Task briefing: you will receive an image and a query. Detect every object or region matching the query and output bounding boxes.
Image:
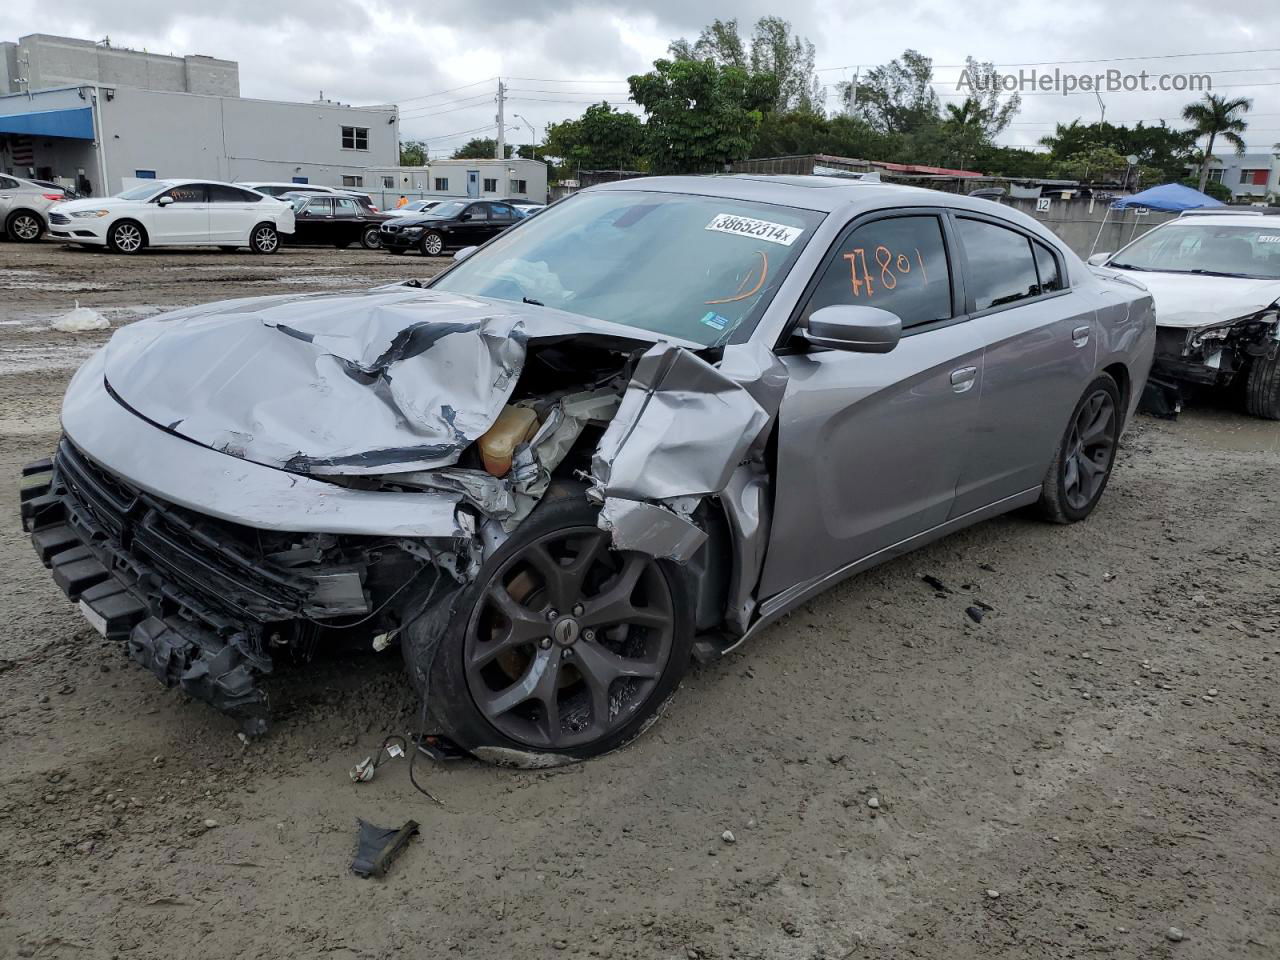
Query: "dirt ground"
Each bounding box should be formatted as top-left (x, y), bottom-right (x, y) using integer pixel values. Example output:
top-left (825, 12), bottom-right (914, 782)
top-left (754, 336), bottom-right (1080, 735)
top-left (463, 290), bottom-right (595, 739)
top-left (1, 240), bottom-right (1278, 960)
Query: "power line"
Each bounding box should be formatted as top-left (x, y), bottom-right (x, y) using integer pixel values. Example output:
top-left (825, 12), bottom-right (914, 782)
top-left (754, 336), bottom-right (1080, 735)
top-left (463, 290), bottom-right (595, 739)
top-left (815, 46), bottom-right (1280, 72)
top-left (395, 77), bottom-right (497, 106)
top-left (398, 95), bottom-right (495, 121)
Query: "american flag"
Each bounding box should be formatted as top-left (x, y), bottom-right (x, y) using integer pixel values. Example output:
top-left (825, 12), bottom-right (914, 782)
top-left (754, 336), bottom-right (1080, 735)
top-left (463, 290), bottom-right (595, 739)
top-left (10, 136), bottom-right (34, 168)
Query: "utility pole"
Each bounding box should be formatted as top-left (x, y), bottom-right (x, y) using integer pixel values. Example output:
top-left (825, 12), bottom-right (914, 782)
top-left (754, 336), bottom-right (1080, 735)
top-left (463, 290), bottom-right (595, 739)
top-left (495, 79), bottom-right (506, 160)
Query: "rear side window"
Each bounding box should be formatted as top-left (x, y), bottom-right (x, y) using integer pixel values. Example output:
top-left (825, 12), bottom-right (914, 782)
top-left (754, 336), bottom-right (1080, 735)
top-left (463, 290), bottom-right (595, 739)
top-left (307, 197), bottom-right (334, 215)
top-left (803, 215), bottom-right (953, 329)
top-left (334, 198), bottom-right (359, 215)
top-left (208, 184), bottom-right (260, 202)
top-left (956, 218), bottom-right (1041, 311)
top-left (1033, 241), bottom-right (1064, 293)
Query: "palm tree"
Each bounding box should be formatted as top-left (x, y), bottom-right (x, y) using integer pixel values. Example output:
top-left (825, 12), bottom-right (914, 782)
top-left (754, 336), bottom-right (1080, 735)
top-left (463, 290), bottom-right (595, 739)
top-left (1182, 93), bottom-right (1251, 193)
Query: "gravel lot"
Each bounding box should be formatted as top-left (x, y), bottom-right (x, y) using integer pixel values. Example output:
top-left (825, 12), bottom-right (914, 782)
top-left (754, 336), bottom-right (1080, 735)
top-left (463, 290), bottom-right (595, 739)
top-left (1, 241), bottom-right (1278, 960)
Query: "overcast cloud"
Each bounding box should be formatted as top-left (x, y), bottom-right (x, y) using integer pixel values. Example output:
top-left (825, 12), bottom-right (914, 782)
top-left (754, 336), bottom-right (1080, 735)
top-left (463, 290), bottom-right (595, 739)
top-left (2, 0), bottom-right (1276, 157)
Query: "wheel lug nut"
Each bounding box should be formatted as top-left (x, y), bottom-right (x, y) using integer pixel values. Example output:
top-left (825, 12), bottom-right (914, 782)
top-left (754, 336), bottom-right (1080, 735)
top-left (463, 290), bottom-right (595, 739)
top-left (545, 609), bottom-right (558, 621)
top-left (572, 604), bottom-right (584, 616)
top-left (582, 630), bottom-right (595, 642)
top-left (539, 637), bottom-right (552, 650)
top-left (562, 648), bottom-right (573, 658)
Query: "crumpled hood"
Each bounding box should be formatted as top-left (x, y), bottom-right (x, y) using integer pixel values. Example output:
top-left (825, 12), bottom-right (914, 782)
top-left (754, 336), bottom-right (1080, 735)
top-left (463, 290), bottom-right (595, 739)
top-left (1116, 270), bottom-right (1280, 329)
top-left (101, 285), bottom-right (656, 475)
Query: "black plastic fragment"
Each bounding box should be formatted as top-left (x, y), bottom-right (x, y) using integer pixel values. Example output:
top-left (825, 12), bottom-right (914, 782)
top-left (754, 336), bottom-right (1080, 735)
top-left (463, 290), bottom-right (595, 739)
top-left (351, 819), bottom-right (419, 878)
top-left (965, 605), bottom-right (986, 624)
top-left (921, 574), bottom-right (950, 594)
top-left (1139, 374), bottom-right (1182, 420)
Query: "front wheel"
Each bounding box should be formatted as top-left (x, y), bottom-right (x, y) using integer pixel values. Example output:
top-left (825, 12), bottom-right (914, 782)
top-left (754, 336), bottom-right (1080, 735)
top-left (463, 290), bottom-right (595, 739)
top-left (360, 226), bottom-right (382, 250)
top-left (249, 223), bottom-right (279, 254)
top-left (107, 220), bottom-right (146, 254)
top-left (1038, 374), bottom-right (1121, 524)
top-left (1244, 354), bottom-right (1280, 419)
top-left (405, 490), bottom-right (694, 764)
top-left (6, 210), bottom-right (43, 242)
top-left (419, 231), bottom-right (444, 256)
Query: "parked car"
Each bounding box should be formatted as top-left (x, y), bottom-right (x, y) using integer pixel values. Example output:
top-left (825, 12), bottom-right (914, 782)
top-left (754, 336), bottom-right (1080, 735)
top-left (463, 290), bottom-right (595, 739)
top-left (380, 199), bottom-right (522, 255)
top-left (282, 192), bottom-right (391, 249)
top-left (1091, 212), bottom-right (1280, 418)
top-left (47, 179), bottom-right (295, 254)
top-left (502, 198), bottom-right (546, 218)
top-left (31, 179), bottom-right (79, 200)
top-left (393, 199), bottom-right (441, 214)
top-left (237, 181), bottom-right (380, 211)
top-left (0, 173), bottom-right (65, 242)
top-left (21, 176), bottom-right (1154, 761)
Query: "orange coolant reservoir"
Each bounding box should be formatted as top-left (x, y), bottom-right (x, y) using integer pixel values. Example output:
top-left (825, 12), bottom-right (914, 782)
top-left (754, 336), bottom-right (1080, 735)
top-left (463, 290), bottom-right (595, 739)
top-left (477, 405), bottom-right (540, 477)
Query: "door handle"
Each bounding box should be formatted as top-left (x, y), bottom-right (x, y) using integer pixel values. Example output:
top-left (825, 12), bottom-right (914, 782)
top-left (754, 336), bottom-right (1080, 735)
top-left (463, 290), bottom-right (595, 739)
top-left (949, 366), bottom-right (978, 393)
top-left (1072, 325), bottom-right (1091, 347)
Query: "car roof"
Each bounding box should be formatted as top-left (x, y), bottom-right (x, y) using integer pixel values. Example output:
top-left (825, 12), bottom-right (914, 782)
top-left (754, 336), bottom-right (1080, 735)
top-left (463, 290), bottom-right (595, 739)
top-left (1163, 213), bottom-right (1280, 226)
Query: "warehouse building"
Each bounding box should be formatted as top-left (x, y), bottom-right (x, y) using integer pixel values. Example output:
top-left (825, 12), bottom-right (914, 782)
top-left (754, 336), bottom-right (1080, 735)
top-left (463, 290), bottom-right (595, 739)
top-left (368, 158), bottom-right (549, 207)
top-left (0, 34), bottom-right (397, 195)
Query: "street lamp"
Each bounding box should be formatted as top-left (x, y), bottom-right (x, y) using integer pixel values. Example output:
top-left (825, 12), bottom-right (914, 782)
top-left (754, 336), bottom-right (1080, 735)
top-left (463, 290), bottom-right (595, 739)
top-left (512, 113), bottom-right (538, 160)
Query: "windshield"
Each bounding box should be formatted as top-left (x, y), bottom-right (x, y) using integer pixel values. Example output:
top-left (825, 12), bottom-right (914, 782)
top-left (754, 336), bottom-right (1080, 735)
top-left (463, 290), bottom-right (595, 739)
top-left (431, 190), bottom-right (824, 345)
top-left (1111, 222), bottom-right (1280, 280)
top-left (117, 182), bottom-right (171, 200)
top-left (424, 200), bottom-right (467, 219)
top-left (289, 196), bottom-right (309, 212)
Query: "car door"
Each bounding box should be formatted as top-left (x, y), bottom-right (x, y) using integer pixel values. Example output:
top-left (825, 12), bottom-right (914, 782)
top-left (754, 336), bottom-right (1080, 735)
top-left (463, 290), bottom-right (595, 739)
top-left (458, 202), bottom-right (492, 244)
top-left (758, 210), bottom-right (986, 601)
top-left (331, 197), bottom-right (363, 244)
top-left (207, 184), bottom-right (262, 243)
top-left (489, 202), bottom-right (520, 237)
top-left (948, 214), bottom-right (1097, 516)
top-left (293, 196), bottom-right (333, 244)
top-left (147, 183), bottom-right (209, 244)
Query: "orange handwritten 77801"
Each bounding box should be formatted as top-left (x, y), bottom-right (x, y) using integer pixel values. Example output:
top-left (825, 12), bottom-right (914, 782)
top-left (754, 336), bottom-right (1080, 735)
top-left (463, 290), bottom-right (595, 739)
top-left (843, 246), bottom-right (928, 298)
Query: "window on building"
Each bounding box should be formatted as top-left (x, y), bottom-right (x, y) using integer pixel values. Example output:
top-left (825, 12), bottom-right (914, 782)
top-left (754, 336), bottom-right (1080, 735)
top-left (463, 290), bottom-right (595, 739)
top-left (434, 177), bottom-right (449, 191)
top-left (956, 217), bottom-right (1042, 311)
top-left (382, 176), bottom-right (395, 189)
top-left (1207, 169), bottom-right (1225, 184)
top-left (510, 179), bottom-right (528, 194)
top-left (802, 215), bottom-right (952, 329)
top-left (341, 126), bottom-right (369, 150)
top-left (134, 169), bottom-right (156, 179)
top-left (342, 175), bottom-right (363, 187)
top-left (1240, 168), bottom-right (1269, 186)
top-left (483, 177), bottom-right (497, 192)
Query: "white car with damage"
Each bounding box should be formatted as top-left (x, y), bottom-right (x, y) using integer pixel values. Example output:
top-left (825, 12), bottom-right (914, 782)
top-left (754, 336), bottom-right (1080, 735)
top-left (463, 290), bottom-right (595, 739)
top-left (1092, 212), bottom-right (1280, 418)
top-left (48, 178), bottom-right (295, 254)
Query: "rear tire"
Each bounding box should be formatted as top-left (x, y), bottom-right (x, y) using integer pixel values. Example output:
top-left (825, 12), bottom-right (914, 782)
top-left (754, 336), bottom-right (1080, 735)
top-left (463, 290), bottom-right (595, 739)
top-left (360, 226), bottom-right (382, 250)
top-left (249, 223), bottom-right (279, 254)
top-left (1039, 373), bottom-right (1121, 524)
top-left (6, 210), bottom-right (43, 242)
top-left (404, 488), bottom-right (694, 764)
top-left (1244, 355), bottom-right (1280, 420)
top-left (106, 220), bottom-right (146, 254)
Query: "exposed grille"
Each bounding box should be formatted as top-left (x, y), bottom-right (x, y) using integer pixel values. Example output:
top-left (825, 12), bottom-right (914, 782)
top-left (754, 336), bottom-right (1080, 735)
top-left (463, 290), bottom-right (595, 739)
top-left (49, 212), bottom-right (71, 225)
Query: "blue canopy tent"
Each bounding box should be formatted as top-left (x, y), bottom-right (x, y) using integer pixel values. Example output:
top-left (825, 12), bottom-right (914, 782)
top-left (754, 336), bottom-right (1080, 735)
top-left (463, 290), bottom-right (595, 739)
top-left (1110, 182), bottom-right (1225, 212)
top-left (1089, 183), bottom-right (1225, 256)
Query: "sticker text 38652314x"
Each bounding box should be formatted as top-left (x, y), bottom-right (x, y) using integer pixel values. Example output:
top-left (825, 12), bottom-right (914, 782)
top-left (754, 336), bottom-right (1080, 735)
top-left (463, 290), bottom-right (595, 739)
top-left (705, 213), bottom-right (804, 247)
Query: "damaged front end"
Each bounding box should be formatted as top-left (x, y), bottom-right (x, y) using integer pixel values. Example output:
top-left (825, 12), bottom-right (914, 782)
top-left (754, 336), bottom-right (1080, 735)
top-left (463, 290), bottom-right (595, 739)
top-left (1153, 306), bottom-right (1280, 388)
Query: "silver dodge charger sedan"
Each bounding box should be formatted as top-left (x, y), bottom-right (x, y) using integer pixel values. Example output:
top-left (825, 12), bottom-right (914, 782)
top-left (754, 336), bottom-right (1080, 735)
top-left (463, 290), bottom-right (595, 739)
top-left (21, 176), bottom-right (1155, 763)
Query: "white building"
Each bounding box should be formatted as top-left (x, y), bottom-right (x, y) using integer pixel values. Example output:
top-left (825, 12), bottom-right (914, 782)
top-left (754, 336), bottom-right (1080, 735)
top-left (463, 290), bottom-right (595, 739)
top-left (1197, 151), bottom-right (1280, 202)
top-left (368, 158), bottom-right (549, 207)
top-left (0, 34), bottom-right (398, 196)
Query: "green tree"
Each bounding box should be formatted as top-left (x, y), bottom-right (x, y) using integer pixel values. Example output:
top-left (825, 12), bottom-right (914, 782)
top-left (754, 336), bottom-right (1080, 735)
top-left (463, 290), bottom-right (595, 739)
top-left (668, 17), bottom-right (747, 69)
top-left (1182, 93), bottom-right (1251, 193)
top-left (398, 139), bottom-right (427, 166)
top-left (669, 17), bottom-right (821, 115)
top-left (629, 58), bottom-right (776, 173)
top-left (452, 137), bottom-right (513, 160)
top-left (1039, 120), bottom-right (1196, 183)
top-left (839, 49), bottom-right (941, 135)
top-left (1180, 177), bottom-right (1232, 202)
top-left (543, 102), bottom-right (646, 172)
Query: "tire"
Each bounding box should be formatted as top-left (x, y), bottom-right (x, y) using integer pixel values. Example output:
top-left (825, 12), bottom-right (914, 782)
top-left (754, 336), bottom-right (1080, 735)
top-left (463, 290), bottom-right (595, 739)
top-left (1244, 355), bottom-right (1280, 420)
top-left (419, 231), bottom-right (445, 256)
top-left (404, 488), bottom-right (695, 764)
top-left (248, 222), bottom-right (279, 254)
top-left (106, 220), bottom-right (146, 254)
top-left (360, 226), bottom-right (382, 250)
top-left (6, 210), bottom-right (44, 242)
top-left (1039, 373), bottom-right (1121, 524)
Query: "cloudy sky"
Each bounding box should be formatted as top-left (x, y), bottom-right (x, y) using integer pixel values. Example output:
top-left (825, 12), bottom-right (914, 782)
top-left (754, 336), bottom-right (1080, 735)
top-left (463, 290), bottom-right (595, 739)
top-left (3, 0), bottom-right (1277, 157)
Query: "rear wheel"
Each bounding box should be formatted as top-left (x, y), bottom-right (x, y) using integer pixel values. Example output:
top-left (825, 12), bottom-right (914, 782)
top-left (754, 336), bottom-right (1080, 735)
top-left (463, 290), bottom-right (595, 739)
top-left (249, 223), bottom-right (279, 254)
top-left (107, 220), bottom-right (145, 254)
top-left (6, 210), bottom-right (43, 242)
top-left (360, 226), bottom-right (382, 250)
top-left (420, 231), bottom-right (444, 256)
top-left (406, 491), bottom-right (694, 763)
top-left (1039, 374), bottom-right (1121, 524)
top-left (1244, 355), bottom-right (1280, 419)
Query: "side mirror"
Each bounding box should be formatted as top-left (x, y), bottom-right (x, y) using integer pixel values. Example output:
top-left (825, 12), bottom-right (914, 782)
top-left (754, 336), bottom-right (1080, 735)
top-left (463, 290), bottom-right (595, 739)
top-left (156, 195), bottom-right (175, 207)
top-left (459, 212), bottom-right (472, 221)
top-left (1087, 252), bottom-right (1112, 266)
top-left (803, 305), bottom-right (902, 354)
top-left (453, 246), bottom-right (478, 263)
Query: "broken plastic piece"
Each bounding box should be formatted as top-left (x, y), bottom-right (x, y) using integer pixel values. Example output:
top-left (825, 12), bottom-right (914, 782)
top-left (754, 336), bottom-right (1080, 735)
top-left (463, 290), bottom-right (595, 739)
top-left (478, 405), bottom-right (538, 477)
top-left (350, 819), bottom-right (419, 878)
top-left (350, 757), bottom-right (376, 782)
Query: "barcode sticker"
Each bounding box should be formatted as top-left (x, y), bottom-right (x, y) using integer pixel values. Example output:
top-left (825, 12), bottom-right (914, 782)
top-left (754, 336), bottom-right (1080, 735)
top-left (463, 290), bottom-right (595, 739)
top-left (706, 213), bottom-right (803, 246)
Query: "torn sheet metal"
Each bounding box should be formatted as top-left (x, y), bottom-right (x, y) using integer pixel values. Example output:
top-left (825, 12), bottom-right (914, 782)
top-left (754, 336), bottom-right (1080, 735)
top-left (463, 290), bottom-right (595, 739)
top-left (599, 497), bottom-right (708, 562)
top-left (591, 342), bottom-right (779, 502)
top-left (99, 287), bottom-right (651, 477)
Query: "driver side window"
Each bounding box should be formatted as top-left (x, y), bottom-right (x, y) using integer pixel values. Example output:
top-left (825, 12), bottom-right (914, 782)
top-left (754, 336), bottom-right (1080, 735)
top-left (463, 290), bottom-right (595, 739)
top-left (465, 204), bottom-right (490, 221)
top-left (802, 215), bottom-right (953, 330)
top-left (162, 184), bottom-right (207, 203)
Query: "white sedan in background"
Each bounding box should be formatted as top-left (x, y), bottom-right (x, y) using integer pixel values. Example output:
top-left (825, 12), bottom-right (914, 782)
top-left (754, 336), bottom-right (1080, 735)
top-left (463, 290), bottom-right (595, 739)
top-left (48, 179), bottom-right (295, 254)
